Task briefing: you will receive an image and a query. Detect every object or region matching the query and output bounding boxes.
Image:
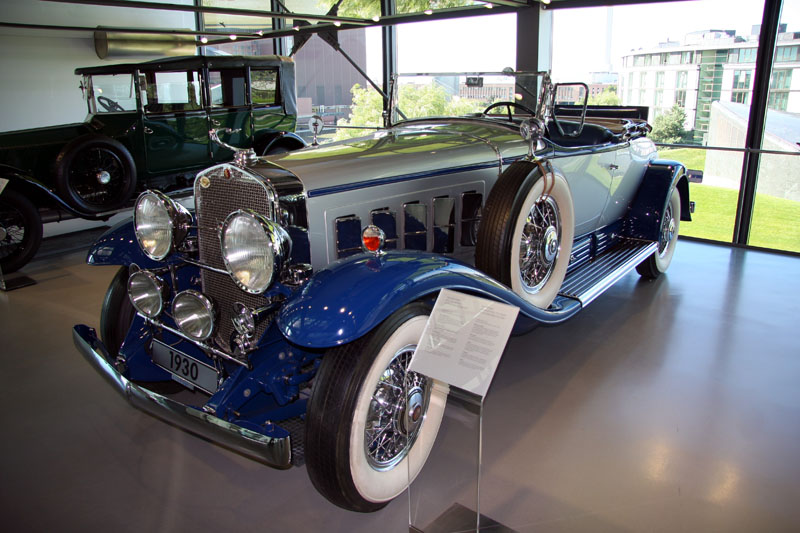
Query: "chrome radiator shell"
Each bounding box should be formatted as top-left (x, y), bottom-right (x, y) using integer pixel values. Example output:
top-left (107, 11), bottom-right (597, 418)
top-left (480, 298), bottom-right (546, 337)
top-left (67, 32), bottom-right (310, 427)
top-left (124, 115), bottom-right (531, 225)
top-left (194, 164), bottom-right (278, 352)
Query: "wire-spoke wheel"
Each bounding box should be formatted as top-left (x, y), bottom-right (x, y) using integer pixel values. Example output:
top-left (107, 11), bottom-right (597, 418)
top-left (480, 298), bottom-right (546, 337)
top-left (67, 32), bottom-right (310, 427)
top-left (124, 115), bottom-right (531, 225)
top-left (477, 160), bottom-right (574, 309)
top-left (637, 187), bottom-right (681, 279)
top-left (55, 135), bottom-right (136, 213)
top-left (305, 302), bottom-right (448, 512)
top-left (0, 189), bottom-right (42, 274)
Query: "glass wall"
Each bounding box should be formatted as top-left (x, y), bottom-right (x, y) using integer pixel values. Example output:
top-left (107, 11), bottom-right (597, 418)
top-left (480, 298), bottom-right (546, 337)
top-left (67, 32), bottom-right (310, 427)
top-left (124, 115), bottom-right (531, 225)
top-left (553, 0), bottom-right (772, 245)
top-left (199, 0), bottom-right (275, 55)
top-left (750, 0), bottom-right (800, 253)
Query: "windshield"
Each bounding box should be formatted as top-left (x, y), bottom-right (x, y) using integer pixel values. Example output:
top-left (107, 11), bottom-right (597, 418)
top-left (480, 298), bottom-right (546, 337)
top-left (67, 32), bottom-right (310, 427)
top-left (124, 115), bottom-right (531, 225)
top-left (89, 74), bottom-right (136, 113)
top-left (391, 71), bottom-right (548, 124)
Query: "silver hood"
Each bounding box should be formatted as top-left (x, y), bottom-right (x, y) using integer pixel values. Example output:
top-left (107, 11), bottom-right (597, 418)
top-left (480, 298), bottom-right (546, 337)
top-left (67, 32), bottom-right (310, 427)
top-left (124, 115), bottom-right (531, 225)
top-left (264, 119), bottom-right (527, 195)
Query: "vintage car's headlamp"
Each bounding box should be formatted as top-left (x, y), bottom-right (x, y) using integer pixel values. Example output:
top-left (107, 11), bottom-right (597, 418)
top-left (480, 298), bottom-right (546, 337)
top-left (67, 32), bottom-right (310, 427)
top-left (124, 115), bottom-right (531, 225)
top-left (220, 210), bottom-right (291, 294)
top-left (128, 270), bottom-right (167, 318)
top-left (134, 190), bottom-right (191, 261)
top-left (172, 290), bottom-right (216, 342)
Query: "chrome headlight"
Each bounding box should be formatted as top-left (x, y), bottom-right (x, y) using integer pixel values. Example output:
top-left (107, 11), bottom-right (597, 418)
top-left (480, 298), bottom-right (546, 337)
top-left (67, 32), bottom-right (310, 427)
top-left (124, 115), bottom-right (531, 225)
top-left (172, 290), bottom-right (216, 342)
top-left (128, 269), bottom-right (167, 318)
top-left (220, 210), bottom-right (291, 294)
top-left (134, 190), bottom-right (191, 261)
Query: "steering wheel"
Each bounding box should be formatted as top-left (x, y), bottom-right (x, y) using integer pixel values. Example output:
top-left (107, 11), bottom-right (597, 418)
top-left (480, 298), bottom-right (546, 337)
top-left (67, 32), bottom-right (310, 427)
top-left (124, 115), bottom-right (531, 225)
top-left (482, 101), bottom-right (536, 121)
top-left (97, 95), bottom-right (125, 112)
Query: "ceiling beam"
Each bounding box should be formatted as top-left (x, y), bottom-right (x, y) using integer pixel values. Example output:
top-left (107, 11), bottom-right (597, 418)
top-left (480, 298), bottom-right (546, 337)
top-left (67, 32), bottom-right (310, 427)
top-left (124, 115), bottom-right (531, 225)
top-left (41, 0), bottom-right (371, 25)
top-left (203, 4), bottom-right (528, 46)
top-left (0, 21), bottom-right (207, 37)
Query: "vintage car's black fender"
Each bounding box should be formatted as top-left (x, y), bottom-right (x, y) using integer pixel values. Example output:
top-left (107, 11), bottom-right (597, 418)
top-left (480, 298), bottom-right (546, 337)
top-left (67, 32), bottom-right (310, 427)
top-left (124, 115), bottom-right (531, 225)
top-left (276, 251), bottom-right (583, 350)
top-left (623, 159), bottom-right (690, 242)
top-left (0, 163), bottom-right (86, 217)
top-left (254, 131), bottom-right (307, 156)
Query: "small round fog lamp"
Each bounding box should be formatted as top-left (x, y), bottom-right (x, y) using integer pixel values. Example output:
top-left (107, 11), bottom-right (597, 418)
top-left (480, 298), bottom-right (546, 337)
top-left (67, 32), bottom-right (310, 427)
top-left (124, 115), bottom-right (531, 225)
top-left (361, 225), bottom-right (385, 255)
top-left (172, 290), bottom-right (216, 342)
top-left (128, 270), bottom-right (166, 318)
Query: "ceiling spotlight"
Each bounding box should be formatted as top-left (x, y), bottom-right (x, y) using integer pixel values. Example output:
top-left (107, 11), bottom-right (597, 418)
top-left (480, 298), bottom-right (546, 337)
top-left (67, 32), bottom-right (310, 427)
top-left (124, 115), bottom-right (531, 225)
top-left (485, 3), bottom-right (494, 8)
top-left (424, 9), bottom-right (433, 15)
top-left (256, 30), bottom-right (264, 36)
top-left (293, 25), bottom-right (300, 31)
top-left (372, 15), bottom-right (380, 22)
top-left (541, 0), bottom-right (551, 4)
top-left (200, 36), bottom-right (208, 44)
top-left (229, 34), bottom-right (237, 40)
top-left (334, 21), bottom-right (341, 27)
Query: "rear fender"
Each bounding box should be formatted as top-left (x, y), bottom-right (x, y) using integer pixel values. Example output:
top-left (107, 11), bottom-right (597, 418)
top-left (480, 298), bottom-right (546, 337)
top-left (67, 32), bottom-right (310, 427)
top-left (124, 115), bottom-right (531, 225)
top-left (276, 252), bottom-right (581, 349)
top-left (623, 159), bottom-right (690, 242)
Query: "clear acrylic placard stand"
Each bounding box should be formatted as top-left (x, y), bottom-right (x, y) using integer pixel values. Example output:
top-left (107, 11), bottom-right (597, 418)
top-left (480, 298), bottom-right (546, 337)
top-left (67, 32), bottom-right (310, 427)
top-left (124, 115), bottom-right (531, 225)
top-left (407, 385), bottom-right (488, 532)
top-left (0, 263), bottom-right (36, 291)
top-left (405, 289), bottom-right (519, 532)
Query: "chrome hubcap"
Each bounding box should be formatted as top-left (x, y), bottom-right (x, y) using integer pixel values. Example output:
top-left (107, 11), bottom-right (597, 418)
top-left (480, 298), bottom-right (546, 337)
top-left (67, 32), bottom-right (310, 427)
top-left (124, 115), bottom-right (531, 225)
top-left (96, 170), bottom-right (112, 185)
top-left (519, 195), bottom-right (561, 294)
top-left (364, 344), bottom-right (431, 471)
top-left (658, 204), bottom-right (675, 256)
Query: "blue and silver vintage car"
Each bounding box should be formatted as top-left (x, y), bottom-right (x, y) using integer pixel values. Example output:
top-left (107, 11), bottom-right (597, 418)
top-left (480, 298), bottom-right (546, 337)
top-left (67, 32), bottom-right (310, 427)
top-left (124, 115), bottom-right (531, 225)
top-left (73, 71), bottom-right (690, 512)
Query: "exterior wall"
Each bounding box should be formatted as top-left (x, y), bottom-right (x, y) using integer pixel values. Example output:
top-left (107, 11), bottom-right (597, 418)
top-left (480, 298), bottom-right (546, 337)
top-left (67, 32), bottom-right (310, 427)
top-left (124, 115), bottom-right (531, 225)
top-left (0, 0), bottom-right (196, 132)
top-left (706, 102), bottom-right (800, 201)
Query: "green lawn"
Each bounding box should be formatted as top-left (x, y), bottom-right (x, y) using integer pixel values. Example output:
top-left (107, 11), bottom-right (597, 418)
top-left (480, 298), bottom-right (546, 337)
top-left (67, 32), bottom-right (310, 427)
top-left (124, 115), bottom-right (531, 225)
top-left (679, 183), bottom-right (800, 253)
top-left (659, 147), bottom-right (707, 172)
top-left (657, 147), bottom-right (799, 253)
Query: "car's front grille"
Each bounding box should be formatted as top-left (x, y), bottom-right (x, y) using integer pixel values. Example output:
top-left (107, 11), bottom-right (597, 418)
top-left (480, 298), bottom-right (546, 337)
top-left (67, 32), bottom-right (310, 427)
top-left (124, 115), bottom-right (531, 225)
top-left (195, 165), bottom-right (276, 353)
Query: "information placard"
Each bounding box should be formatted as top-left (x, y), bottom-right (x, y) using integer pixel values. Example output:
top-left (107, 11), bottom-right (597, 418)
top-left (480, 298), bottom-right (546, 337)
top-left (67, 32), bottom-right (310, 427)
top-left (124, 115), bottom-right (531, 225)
top-left (409, 289), bottom-right (519, 398)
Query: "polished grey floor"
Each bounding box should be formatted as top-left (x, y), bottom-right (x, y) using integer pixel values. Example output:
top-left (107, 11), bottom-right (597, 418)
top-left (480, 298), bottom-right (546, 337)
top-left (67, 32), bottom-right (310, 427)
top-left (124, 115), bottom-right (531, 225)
top-left (1, 238), bottom-right (799, 532)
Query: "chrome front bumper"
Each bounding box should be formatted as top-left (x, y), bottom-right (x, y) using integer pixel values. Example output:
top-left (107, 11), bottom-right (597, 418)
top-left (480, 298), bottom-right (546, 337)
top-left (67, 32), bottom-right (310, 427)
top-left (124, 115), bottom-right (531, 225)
top-left (72, 325), bottom-right (292, 469)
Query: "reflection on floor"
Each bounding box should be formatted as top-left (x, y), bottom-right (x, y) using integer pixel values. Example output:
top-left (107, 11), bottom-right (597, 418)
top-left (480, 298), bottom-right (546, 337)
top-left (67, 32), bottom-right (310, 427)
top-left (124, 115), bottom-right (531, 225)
top-left (1, 239), bottom-right (799, 532)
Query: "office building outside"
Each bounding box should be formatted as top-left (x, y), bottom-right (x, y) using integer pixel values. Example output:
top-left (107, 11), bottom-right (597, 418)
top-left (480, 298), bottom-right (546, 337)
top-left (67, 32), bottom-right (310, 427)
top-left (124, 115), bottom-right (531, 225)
top-left (619, 25), bottom-right (800, 144)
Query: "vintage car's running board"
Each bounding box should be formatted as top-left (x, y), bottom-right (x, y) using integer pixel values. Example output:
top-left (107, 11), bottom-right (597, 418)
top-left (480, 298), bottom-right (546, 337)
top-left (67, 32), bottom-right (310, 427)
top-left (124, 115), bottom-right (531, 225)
top-left (72, 325), bottom-right (292, 469)
top-left (559, 240), bottom-right (658, 306)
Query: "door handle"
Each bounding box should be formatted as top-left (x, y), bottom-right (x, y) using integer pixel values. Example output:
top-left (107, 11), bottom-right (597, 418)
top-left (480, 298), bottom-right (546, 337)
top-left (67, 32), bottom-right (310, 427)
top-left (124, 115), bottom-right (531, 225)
top-left (211, 119), bottom-right (221, 126)
top-left (144, 126), bottom-right (154, 134)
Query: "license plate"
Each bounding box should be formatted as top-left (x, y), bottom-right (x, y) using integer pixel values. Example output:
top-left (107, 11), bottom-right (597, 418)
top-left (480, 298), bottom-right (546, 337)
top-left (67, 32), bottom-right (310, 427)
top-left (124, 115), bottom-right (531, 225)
top-left (151, 340), bottom-right (219, 394)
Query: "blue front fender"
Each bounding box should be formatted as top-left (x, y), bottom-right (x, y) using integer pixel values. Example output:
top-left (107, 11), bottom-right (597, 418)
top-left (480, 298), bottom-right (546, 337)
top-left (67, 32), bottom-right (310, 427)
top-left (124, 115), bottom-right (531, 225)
top-left (276, 252), bottom-right (581, 349)
top-left (87, 218), bottom-right (171, 269)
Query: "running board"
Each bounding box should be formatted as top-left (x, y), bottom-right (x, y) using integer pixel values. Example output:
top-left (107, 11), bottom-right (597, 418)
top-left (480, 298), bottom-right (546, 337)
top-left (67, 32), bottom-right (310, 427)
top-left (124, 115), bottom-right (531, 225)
top-left (559, 240), bottom-right (658, 307)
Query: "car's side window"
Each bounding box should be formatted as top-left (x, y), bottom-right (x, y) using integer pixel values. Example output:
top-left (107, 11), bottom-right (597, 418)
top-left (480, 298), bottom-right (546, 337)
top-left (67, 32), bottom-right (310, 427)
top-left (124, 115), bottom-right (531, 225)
top-left (142, 70), bottom-right (202, 114)
top-left (251, 69), bottom-right (280, 107)
top-left (208, 69), bottom-right (247, 108)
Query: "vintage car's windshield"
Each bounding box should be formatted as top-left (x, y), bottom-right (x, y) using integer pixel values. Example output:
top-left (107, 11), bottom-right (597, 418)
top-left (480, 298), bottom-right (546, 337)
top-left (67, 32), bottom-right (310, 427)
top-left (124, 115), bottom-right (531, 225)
top-left (89, 74), bottom-right (136, 113)
top-left (391, 71), bottom-right (547, 123)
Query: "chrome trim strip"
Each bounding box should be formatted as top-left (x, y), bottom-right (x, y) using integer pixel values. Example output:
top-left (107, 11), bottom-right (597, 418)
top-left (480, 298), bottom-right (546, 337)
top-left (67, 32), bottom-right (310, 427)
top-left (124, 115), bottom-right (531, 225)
top-left (179, 256), bottom-right (229, 275)
top-left (72, 325), bottom-right (291, 469)
top-left (140, 315), bottom-right (250, 369)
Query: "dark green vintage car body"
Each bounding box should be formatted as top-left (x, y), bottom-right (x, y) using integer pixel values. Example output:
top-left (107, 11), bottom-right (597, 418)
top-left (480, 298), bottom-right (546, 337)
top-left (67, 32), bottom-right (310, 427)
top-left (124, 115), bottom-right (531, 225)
top-left (0, 55), bottom-right (302, 273)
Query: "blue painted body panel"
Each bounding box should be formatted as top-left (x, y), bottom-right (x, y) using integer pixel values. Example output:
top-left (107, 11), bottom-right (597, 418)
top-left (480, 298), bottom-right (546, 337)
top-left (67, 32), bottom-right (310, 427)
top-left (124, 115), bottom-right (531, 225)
top-left (277, 251), bottom-right (582, 349)
top-left (86, 218), bottom-right (172, 269)
top-left (622, 159), bottom-right (688, 242)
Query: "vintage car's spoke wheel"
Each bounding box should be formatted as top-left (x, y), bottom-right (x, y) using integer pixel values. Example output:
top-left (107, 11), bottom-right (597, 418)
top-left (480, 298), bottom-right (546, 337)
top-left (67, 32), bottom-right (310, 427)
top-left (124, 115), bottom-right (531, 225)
top-left (305, 302), bottom-right (448, 512)
top-left (0, 189), bottom-right (43, 274)
top-left (100, 265), bottom-right (137, 362)
top-left (637, 187), bottom-right (681, 279)
top-left (55, 135), bottom-right (136, 214)
top-left (476, 160), bottom-right (574, 309)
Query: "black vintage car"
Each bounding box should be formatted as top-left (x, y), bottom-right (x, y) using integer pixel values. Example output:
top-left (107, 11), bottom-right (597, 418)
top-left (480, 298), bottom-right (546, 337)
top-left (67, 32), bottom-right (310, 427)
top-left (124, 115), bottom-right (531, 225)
top-left (0, 55), bottom-right (302, 274)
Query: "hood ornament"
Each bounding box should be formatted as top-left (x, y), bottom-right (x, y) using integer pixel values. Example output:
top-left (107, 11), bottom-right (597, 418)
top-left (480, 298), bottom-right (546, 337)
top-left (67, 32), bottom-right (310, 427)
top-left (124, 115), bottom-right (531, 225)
top-left (210, 128), bottom-right (258, 167)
